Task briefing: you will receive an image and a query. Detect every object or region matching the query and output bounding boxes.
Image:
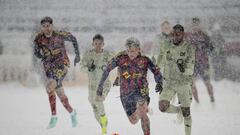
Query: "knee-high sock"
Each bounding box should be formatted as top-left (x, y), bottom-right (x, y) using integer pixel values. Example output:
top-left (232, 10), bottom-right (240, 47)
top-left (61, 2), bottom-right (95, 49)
top-left (141, 115), bottom-right (150, 135)
top-left (184, 116), bottom-right (192, 135)
top-left (49, 94), bottom-right (56, 115)
top-left (192, 86), bottom-right (199, 102)
top-left (60, 96), bottom-right (73, 113)
top-left (166, 105), bottom-right (180, 113)
top-left (207, 83), bottom-right (214, 98)
top-left (91, 104), bottom-right (101, 125)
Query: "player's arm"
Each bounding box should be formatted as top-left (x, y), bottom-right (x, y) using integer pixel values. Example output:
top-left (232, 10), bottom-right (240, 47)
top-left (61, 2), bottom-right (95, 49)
top-left (205, 34), bottom-right (214, 53)
top-left (183, 44), bottom-right (196, 76)
top-left (60, 31), bottom-right (80, 66)
top-left (156, 42), bottom-right (165, 67)
top-left (80, 52), bottom-right (90, 72)
top-left (33, 37), bottom-right (43, 59)
top-left (96, 56), bottom-right (118, 96)
top-left (147, 57), bottom-right (163, 93)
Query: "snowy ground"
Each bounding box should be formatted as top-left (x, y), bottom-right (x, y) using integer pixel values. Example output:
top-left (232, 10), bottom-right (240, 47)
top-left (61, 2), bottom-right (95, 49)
top-left (0, 80), bottom-right (240, 135)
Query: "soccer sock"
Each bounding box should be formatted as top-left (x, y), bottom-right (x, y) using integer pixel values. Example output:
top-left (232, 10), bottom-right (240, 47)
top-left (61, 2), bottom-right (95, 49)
top-left (192, 86), bottom-right (199, 103)
top-left (166, 105), bottom-right (180, 113)
top-left (184, 116), bottom-right (192, 135)
top-left (141, 115), bottom-right (150, 135)
top-left (60, 96), bottom-right (73, 113)
top-left (49, 94), bottom-right (56, 115)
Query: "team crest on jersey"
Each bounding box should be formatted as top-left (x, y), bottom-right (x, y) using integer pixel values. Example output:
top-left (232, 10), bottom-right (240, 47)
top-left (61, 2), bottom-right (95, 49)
top-left (122, 71), bottom-right (130, 79)
top-left (180, 52), bottom-right (186, 56)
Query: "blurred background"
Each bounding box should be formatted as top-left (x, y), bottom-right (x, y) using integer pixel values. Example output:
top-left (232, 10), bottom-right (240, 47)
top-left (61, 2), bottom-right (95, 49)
top-left (0, 0), bottom-right (240, 87)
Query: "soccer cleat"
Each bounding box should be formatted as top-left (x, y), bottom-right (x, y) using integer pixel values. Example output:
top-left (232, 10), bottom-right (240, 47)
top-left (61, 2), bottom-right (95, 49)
top-left (100, 114), bottom-right (108, 135)
top-left (70, 109), bottom-right (78, 127)
top-left (47, 115), bottom-right (57, 129)
top-left (210, 96), bottom-right (215, 102)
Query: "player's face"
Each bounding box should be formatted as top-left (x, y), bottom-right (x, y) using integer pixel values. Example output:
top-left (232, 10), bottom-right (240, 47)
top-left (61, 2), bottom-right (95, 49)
top-left (127, 47), bottom-right (140, 60)
top-left (172, 31), bottom-right (184, 45)
top-left (161, 23), bottom-right (172, 35)
top-left (92, 39), bottom-right (104, 52)
top-left (41, 22), bottom-right (53, 37)
top-left (191, 23), bottom-right (200, 33)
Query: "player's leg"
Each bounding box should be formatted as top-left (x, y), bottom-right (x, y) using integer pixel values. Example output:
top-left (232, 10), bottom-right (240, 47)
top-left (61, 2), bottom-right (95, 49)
top-left (46, 78), bottom-right (57, 128)
top-left (89, 96), bottom-right (107, 135)
top-left (55, 86), bottom-right (77, 127)
top-left (191, 79), bottom-right (199, 103)
top-left (202, 64), bottom-right (214, 102)
top-left (121, 92), bottom-right (140, 125)
top-left (192, 65), bottom-right (200, 103)
top-left (159, 84), bottom-right (179, 113)
top-left (178, 84), bottom-right (192, 135)
top-left (137, 99), bottom-right (150, 135)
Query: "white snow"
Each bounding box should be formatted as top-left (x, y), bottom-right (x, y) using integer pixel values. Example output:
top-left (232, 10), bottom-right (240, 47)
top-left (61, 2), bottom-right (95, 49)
top-left (0, 80), bottom-right (240, 135)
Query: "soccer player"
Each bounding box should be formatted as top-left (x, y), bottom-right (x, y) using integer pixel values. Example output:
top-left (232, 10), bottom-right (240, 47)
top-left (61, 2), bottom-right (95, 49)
top-left (33, 16), bottom-right (80, 128)
top-left (96, 37), bottom-right (163, 135)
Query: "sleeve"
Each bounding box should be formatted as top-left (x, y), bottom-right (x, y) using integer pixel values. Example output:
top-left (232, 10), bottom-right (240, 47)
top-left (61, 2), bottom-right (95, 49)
top-left (60, 31), bottom-right (80, 56)
top-left (205, 34), bottom-right (214, 53)
top-left (33, 37), bottom-right (43, 59)
top-left (147, 57), bottom-right (162, 83)
top-left (80, 52), bottom-right (89, 72)
top-left (183, 44), bottom-right (196, 76)
top-left (156, 42), bottom-right (165, 68)
top-left (98, 56), bottom-right (119, 90)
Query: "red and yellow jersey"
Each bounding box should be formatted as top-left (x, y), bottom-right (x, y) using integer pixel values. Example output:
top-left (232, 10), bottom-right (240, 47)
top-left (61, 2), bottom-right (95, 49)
top-left (186, 31), bottom-right (213, 64)
top-left (34, 30), bottom-right (79, 72)
top-left (98, 53), bottom-right (162, 96)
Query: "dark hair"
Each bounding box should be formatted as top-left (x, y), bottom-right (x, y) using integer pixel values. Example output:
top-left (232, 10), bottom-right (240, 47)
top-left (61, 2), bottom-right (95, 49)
top-left (93, 34), bottom-right (104, 41)
top-left (173, 24), bottom-right (184, 32)
top-left (40, 16), bottom-right (53, 24)
top-left (192, 17), bottom-right (200, 24)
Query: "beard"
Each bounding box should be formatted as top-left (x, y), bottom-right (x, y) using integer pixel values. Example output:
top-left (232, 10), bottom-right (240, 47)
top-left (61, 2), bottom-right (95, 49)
top-left (173, 40), bottom-right (181, 46)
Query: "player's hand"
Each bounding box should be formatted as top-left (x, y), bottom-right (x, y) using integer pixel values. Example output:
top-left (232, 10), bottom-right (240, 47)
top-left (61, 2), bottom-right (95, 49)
top-left (88, 60), bottom-right (96, 72)
top-left (176, 59), bottom-right (185, 73)
top-left (74, 54), bottom-right (80, 66)
top-left (155, 81), bottom-right (163, 94)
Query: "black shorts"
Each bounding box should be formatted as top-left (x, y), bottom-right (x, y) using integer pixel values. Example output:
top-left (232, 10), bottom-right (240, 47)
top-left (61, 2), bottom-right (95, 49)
top-left (120, 90), bottom-right (149, 116)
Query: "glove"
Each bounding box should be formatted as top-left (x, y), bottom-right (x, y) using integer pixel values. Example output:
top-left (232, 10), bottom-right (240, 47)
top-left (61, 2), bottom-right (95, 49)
top-left (113, 76), bottom-right (120, 86)
top-left (96, 85), bottom-right (103, 96)
top-left (74, 55), bottom-right (80, 66)
top-left (140, 88), bottom-right (149, 98)
top-left (176, 59), bottom-right (185, 73)
top-left (87, 60), bottom-right (96, 72)
top-left (155, 81), bottom-right (163, 94)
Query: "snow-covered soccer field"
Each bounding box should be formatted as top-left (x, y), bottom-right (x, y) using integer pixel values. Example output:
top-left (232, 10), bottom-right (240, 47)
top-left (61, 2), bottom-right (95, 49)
top-left (0, 80), bottom-right (240, 135)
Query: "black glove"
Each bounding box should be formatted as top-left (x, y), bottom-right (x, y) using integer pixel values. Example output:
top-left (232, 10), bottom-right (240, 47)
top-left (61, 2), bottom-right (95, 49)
top-left (74, 55), bottom-right (80, 66)
top-left (113, 76), bottom-right (120, 86)
top-left (96, 85), bottom-right (103, 96)
top-left (176, 59), bottom-right (185, 73)
top-left (140, 88), bottom-right (149, 98)
top-left (155, 82), bottom-right (163, 94)
top-left (88, 60), bottom-right (96, 72)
